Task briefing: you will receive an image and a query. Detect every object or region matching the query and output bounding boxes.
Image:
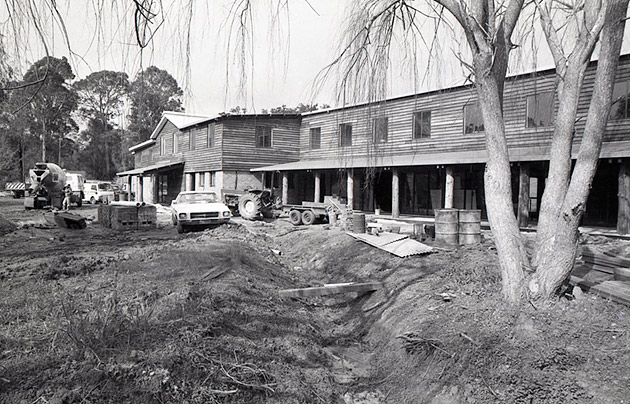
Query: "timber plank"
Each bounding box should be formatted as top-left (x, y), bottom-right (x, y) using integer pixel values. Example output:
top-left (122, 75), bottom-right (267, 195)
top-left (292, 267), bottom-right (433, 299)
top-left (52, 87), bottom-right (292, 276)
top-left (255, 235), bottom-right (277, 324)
top-left (570, 275), bottom-right (630, 306)
top-left (279, 282), bottom-right (383, 298)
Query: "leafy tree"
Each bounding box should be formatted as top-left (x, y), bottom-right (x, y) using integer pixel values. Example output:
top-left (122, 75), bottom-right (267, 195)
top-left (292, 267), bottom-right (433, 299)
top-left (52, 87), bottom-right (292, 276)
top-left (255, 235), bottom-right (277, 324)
top-left (75, 70), bottom-right (129, 178)
top-left (19, 56), bottom-right (78, 165)
top-left (128, 66), bottom-right (183, 144)
top-left (261, 103), bottom-right (330, 114)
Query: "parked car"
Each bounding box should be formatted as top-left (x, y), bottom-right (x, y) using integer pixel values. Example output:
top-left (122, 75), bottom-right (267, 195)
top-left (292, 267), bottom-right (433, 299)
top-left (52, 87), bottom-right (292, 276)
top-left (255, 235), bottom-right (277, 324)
top-left (83, 181), bottom-right (115, 204)
top-left (171, 191), bottom-right (232, 233)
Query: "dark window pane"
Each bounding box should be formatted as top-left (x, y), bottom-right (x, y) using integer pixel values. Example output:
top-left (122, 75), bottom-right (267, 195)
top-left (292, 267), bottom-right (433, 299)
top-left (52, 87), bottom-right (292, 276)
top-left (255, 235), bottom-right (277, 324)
top-left (527, 92), bottom-right (554, 127)
top-left (413, 111), bottom-right (431, 138)
top-left (256, 126), bottom-right (272, 148)
top-left (464, 103), bottom-right (484, 134)
top-left (339, 123), bottom-right (352, 146)
top-left (373, 117), bottom-right (388, 142)
top-left (310, 127), bottom-right (321, 149)
top-left (610, 81), bottom-right (627, 120)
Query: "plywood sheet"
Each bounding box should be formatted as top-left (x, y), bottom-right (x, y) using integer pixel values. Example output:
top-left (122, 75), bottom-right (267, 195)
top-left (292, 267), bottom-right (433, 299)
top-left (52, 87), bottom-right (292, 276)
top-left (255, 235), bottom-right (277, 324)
top-left (347, 232), bottom-right (432, 257)
top-left (348, 232), bottom-right (408, 247)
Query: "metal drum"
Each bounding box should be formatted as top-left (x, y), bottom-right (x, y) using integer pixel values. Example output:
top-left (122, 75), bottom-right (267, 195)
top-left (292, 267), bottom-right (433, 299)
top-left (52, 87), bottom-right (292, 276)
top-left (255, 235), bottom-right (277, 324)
top-left (458, 209), bottom-right (481, 245)
top-left (434, 209), bottom-right (459, 245)
top-left (352, 213), bottom-right (366, 233)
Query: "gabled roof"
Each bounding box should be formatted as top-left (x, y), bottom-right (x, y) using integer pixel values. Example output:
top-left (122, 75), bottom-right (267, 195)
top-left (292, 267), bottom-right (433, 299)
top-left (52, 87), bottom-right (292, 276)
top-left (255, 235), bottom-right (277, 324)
top-left (149, 111), bottom-right (212, 140)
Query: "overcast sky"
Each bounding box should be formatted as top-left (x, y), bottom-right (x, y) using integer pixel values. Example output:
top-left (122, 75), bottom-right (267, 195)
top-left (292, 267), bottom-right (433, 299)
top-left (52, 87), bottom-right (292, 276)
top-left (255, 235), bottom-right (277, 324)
top-left (6, 1), bottom-right (630, 119)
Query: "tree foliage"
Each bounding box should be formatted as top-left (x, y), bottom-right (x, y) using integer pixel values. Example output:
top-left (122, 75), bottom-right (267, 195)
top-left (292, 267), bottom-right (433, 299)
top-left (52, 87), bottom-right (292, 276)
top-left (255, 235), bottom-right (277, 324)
top-left (128, 66), bottom-right (184, 144)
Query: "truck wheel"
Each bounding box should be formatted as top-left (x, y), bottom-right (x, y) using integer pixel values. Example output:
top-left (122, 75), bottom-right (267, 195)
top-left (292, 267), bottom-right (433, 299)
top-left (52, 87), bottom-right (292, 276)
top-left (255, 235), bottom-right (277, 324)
top-left (172, 214), bottom-right (178, 226)
top-left (289, 210), bottom-right (302, 226)
top-left (90, 196), bottom-right (96, 204)
top-left (76, 198), bottom-right (82, 207)
top-left (239, 193), bottom-right (262, 220)
top-left (177, 222), bottom-right (186, 233)
top-left (301, 210), bottom-right (316, 225)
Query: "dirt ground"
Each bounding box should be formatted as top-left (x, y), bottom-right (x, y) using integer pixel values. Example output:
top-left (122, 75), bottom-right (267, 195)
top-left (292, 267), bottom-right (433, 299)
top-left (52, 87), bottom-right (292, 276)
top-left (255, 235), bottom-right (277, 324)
top-left (1, 196), bottom-right (630, 403)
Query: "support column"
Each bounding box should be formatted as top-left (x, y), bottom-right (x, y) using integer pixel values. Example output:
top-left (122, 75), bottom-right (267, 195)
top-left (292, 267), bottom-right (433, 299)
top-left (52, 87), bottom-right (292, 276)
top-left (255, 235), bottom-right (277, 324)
top-left (518, 163), bottom-right (530, 228)
top-left (185, 173), bottom-right (194, 191)
top-left (314, 172), bottom-right (321, 203)
top-left (368, 180), bottom-right (374, 212)
top-left (444, 166), bottom-right (454, 209)
top-left (618, 159), bottom-right (630, 234)
top-left (204, 172), bottom-right (212, 189)
top-left (138, 177), bottom-right (144, 202)
top-left (282, 172), bottom-right (289, 205)
top-left (346, 169), bottom-right (354, 210)
top-left (392, 168), bottom-right (400, 218)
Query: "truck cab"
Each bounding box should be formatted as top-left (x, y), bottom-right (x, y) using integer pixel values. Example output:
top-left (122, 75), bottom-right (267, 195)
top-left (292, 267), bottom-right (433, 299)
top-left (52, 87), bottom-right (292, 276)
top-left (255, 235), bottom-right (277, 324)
top-left (83, 181), bottom-right (115, 204)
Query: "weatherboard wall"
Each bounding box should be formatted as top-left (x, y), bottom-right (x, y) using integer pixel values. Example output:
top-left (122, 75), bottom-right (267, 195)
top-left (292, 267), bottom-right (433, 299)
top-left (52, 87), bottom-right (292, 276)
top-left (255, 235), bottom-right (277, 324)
top-left (298, 56), bottom-right (630, 164)
top-left (220, 117), bottom-right (302, 171)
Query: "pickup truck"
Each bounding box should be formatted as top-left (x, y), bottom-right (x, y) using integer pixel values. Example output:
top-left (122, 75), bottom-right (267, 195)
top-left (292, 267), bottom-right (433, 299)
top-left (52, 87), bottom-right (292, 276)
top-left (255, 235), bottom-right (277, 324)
top-left (83, 181), bottom-right (115, 204)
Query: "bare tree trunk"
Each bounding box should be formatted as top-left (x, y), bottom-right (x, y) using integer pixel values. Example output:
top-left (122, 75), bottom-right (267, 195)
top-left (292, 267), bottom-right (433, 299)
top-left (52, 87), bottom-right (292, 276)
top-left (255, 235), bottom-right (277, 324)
top-left (476, 70), bottom-right (527, 302)
top-left (618, 160), bottom-right (630, 234)
top-left (41, 121), bottom-right (46, 162)
top-left (531, 0), bottom-right (629, 298)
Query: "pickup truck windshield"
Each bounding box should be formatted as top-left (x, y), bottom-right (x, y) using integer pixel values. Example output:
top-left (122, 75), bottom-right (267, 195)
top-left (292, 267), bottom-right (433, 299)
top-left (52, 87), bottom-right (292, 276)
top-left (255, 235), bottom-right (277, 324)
top-left (98, 183), bottom-right (112, 190)
top-left (179, 193), bottom-right (218, 203)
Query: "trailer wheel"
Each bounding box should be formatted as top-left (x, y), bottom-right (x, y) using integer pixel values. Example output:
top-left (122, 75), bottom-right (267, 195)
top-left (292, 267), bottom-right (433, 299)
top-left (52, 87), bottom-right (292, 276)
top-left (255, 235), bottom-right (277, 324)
top-left (239, 193), bottom-right (262, 220)
top-left (301, 210), bottom-right (316, 225)
top-left (289, 209), bottom-right (302, 225)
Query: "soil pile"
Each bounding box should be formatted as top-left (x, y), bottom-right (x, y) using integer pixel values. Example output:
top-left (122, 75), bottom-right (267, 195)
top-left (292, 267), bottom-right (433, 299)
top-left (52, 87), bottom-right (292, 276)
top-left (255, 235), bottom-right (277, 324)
top-left (0, 212), bottom-right (17, 235)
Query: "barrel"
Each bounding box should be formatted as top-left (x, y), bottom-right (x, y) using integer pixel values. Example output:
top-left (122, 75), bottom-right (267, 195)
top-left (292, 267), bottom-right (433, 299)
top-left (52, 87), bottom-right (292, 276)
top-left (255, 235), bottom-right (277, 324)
top-left (352, 213), bottom-right (366, 233)
top-left (458, 209), bottom-right (481, 245)
top-left (434, 209), bottom-right (459, 245)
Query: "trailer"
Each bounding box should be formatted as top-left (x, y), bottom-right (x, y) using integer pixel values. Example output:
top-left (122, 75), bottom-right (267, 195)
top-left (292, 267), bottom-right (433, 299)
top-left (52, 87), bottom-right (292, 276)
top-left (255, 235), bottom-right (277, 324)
top-left (283, 198), bottom-right (344, 226)
top-left (4, 182), bottom-right (27, 198)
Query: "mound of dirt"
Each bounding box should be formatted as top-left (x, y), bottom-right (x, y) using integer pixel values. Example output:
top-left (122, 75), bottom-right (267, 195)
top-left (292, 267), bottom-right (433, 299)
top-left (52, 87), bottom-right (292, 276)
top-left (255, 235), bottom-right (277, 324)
top-left (0, 213), bottom-right (17, 236)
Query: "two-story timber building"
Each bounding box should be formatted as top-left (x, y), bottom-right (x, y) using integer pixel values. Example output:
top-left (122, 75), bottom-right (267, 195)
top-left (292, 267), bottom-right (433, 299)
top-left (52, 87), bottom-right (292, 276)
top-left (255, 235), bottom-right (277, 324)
top-left (122, 55), bottom-right (630, 231)
top-left (117, 111), bottom-right (301, 204)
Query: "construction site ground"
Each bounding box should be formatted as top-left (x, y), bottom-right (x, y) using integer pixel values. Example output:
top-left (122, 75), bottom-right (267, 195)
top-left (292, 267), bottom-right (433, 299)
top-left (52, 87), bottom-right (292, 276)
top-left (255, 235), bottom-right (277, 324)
top-left (1, 195), bottom-right (630, 403)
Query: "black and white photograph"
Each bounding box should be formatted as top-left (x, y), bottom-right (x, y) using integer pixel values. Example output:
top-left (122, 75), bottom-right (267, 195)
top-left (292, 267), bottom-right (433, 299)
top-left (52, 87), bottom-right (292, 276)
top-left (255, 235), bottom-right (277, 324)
top-left (1, 1), bottom-right (630, 403)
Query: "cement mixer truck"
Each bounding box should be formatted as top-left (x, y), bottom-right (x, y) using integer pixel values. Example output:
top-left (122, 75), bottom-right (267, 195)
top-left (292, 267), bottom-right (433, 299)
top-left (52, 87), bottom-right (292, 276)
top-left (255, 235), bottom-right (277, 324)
top-left (24, 162), bottom-right (83, 209)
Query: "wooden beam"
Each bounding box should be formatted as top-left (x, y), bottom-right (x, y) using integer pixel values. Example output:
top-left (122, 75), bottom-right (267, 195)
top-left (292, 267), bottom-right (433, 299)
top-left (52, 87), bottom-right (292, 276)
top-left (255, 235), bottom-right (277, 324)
top-left (618, 159), bottom-right (630, 234)
top-left (392, 168), bottom-right (400, 218)
top-left (444, 167), bottom-right (454, 209)
top-left (570, 275), bottom-right (630, 306)
top-left (279, 281), bottom-right (383, 298)
top-left (347, 169), bottom-right (354, 210)
top-left (314, 171), bottom-right (321, 203)
top-left (282, 172), bottom-right (289, 205)
top-left (517, 163), bottom-right (530, 228)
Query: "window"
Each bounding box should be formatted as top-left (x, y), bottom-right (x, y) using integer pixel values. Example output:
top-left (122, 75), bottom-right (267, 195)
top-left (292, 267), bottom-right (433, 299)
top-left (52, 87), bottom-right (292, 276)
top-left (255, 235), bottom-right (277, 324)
top-left (207, 124), bottom-right (215, 147)
top-left (209, 172), bottom-right (216, 187)
top-left (610, 80), bottom-right (630, 120)
top-left (463, 103), bottom-right (484, 134)
top-left (173, 133), bottom-right (179, 153)
top-left (310, 127), bottom-right (321, 149)
top-left (256, 126), bottom-right (272, 148)
top-left (339, 123), bottom-right (352, 147)
top-left (526, 92), bottom-right (554, 127)
top-left (413, 111), bottom-right (431, 139)
top-left (373, 117), bottom-right (388, 142)
top-left (189, 130), bottom-right (195, 151)
top-left (198, 172), bottom-right (205, 189)
top-left (160, 136), bottom-right (166, 155)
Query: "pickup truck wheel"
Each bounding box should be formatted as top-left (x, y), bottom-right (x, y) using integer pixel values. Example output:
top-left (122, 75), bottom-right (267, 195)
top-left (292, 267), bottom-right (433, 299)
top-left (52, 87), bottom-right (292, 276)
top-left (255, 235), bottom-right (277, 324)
top-left (301, 210), bottom-right (316, 226)
top-left (90, 196), bottom-right (96, 204)
top-left (238, 193), bottom-right (262, 220)
top-left (172, 214), bottom-right (178, 226)
top-left (177, 222), bottom-right (186, 234)
top-left (289, 210), bottom-right (302, 226)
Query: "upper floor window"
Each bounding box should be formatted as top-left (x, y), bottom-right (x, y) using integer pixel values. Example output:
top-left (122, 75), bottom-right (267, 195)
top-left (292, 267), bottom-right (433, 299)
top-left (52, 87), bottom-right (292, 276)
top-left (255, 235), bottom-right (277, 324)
top-left (160, 136), bottom-right (166, 155)
top-left (207, 124), bottom-right (215, 147)
top-left (413, 111), bottom-right (431, 139)
top-left (373, 117), bottom-right (388, 143)
top-left (310, 127), bottom-right (321, 149)
top-left (256, 126), bottom-right (272, 148)
top-left (173, 133), bottom-right (179, 153)
top-left (188, 130), bottom-right (195, 151)
top-left (526, 92), bottom-right (554, 128)
top-left (610, 80), bottom-right (630, 120)
top-left (463, 103), bottom-right (484, 134)
top-left (339, 123), bottom-right (353, 147)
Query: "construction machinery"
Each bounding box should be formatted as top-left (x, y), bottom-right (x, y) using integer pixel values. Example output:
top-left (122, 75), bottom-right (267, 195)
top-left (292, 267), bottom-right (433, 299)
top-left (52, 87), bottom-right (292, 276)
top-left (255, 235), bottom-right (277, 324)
top-left (24, 162), bottom-right (68, 210)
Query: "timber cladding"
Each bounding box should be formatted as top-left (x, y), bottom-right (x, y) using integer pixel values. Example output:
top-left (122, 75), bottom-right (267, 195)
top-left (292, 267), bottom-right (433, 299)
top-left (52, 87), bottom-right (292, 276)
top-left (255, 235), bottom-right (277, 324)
top-left (221, 116), bottom-right (301, 171)
top-left (298, 56), bottom-right (630, 164)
